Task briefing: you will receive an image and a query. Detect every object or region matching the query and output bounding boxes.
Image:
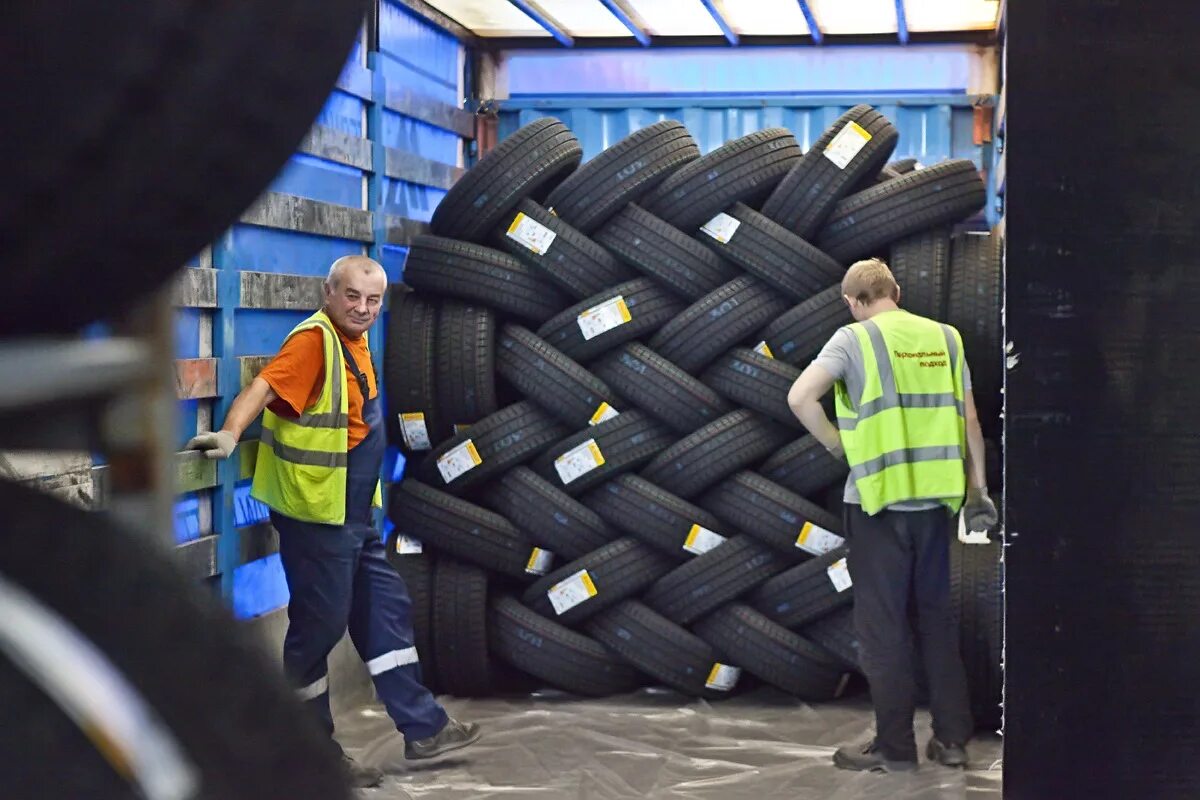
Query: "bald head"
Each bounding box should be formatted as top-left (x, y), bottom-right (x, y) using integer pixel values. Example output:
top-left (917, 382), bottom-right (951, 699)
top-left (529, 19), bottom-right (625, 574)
top-left (323, 255), bottom-right (387, 338)
top-left (326, 255), bottom-right (385, 291)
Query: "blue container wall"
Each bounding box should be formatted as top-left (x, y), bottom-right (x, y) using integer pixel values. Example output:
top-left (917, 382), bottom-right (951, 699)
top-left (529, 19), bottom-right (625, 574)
top-left (176, 3), bottom-right (463, 619)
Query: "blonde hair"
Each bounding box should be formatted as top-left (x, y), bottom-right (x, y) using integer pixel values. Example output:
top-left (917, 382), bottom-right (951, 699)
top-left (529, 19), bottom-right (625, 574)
top-left (842, 258), bottom-right (899, 304)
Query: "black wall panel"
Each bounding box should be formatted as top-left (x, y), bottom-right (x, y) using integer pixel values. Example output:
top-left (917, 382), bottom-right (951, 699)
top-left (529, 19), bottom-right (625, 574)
top-left (1005, 2), bottom-right (1200, 797)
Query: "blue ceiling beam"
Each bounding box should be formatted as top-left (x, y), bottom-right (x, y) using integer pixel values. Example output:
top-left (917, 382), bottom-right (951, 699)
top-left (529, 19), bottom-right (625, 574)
top-left (698, 0), bottom-right (739, 46)
top-left (795, 0), bottom-right (823, 44)
top-left (596, 0), bottom-right (651, 46)
top-left (895, 0), bottom-right (909, 44)
top-left (508, 0), bottom-right (575, 47)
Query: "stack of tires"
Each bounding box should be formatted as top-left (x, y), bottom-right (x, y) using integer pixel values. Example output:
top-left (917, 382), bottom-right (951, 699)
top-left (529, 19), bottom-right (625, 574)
top-left (383, 110), bottom-right (1003, 727)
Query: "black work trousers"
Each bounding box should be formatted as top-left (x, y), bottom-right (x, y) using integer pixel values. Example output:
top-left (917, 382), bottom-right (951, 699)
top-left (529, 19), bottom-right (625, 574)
top-left (845, 503), bottom-right (973, 761)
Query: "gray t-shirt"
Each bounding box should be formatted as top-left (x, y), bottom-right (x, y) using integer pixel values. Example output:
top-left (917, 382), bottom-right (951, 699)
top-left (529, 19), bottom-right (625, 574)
top-left (813, 324), bottom-right (971, 511)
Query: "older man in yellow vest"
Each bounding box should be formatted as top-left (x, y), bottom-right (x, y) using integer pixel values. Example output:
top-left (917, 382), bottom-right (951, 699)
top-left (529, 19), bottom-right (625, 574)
top-left (188, 255), bottom-right (479, 788)
top-left (788, 258), bottom-right (997, 773)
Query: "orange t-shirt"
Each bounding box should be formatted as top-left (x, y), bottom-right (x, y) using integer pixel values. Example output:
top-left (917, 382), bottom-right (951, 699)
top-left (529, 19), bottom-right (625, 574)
top-left (257, 326), bottom-right (378, 450)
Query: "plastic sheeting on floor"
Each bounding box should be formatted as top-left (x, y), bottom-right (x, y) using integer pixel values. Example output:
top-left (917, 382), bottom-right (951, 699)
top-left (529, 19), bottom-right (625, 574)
top-left (337, 687), bottom-right (1002, 799)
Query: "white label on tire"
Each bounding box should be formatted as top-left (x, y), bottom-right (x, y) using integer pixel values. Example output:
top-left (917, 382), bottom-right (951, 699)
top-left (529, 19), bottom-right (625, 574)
top-left (705, 663), bottom-right (741, 691)
top-left (395, 534), bottom-right (424, 555)
top-left (957, 509), bottom-right (992, 544)
top-left (526, 547), bottom-right (554, 576)
top-left (547, 569), bottom-right (597, 615)
top-left (827, 557), bottom-right (852, 592)
top-left (506, 211), bottom-right (557, 255)
top-left (588, 402), bottom-right (620, 426)
top-left (553, 439), bottom-right (605, 485)
top-left (577, 296), bottom-right (631, 341)
top-left (824, 121), bottom-right (873, 169)
top-left (753, 340), bottom-right (774, 359)
top-left (436, 439), bottom-right (482, 484)
top-left (796, 521), bottom-right (845, 556)
top-left (683, 524), bottom-right (726, 556)
top-left (700, 212), bottom-right (741, 244)
top-left (399, 412), bottom-right (432, 451)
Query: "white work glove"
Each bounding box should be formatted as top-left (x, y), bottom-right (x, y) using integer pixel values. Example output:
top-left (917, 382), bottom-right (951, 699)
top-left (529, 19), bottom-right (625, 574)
top-left (186, 430), bottom-right (238, 460)
top-left (963, 487), bottom-right (999, 532)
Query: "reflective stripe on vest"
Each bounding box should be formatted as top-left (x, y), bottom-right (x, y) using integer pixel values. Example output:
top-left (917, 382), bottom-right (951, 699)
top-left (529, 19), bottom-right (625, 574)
top-left (834, 311), bottom-right (967, 514)
top-left (250, 311), bottom-right (352, 525)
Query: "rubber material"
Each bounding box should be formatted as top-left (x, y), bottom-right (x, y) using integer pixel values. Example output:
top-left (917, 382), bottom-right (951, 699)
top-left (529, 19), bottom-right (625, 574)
top-left (950, 536), bottom-right (1004, 729)
top-left (750, 546), bottom-right (854, 629)
top-left (544, 120), bottom-right (700, 233)
top-left (701, 348), bottom-right (803, 428)
top-left (385, 546), bottom-right (439, 695)
top-left (489, 595), bottom-right (643, 696)
top-left (640, 410), bottom-right (791, 499)
top-left (389, 479), bottom-right (541, 580)
top-left (592, 343), bottom-right (732, 434)
top-left (431, 556), bottom-right (492, 697)
top-left (495, 199), bottom-right (638, 300)
top-left (946, 231), bottom-right (1003, 431)
top-left (642, 536), bottom-right (788, 625)
top-left (430, 117), bottom-right (582, 243)
top-left (483, 466), bottom-right (621, 561)
top-left (642, 128), bottom-right (801, 231)
top-left (521, 537), bottom-right (676, 626)
top-left (701, 471), bottom-right (843, 560)
top-left (889, 227), bottom-right (952, 321)
top-left (535, 278), bottom-right (683, 362)
top-left (384, 286), bottom-right (441, 450)
top-left (404, 235), bottom-right (570, 324)
top-left (648, 276), bottom-right (790, 374)
top-left (759, 435), bottom-right (849, 499)
top-left (533, 410), bottom-right (677, 496)
top-left (816, 159), bottom-right (987, 264)
top-left (496, 324), bottom-right (620, 429)
top-left (435, 301), bottom-right (498, 435)
top-left (755, 285), bottom-right (848, 367)
top-left (582, 474), bottom-right (730, 559)
top-left (594, 203), bottom-right (742, 302)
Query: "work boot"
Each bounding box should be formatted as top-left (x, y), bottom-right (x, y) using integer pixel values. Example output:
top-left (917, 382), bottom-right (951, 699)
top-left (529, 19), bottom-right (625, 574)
top-left (405, 717), bottom-right (482, 760)
top-left (833, 737), bottom-right (919, 773)
top-left (926, 737), bottom-right (969, 767)
top-left (340, 752), bottom-right (384, 788)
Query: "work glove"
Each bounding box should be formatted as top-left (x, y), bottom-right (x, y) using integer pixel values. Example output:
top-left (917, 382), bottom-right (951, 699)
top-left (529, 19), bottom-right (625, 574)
top-left (186, 430), bottom-right (238, 460)
top-left (963, 487), bottom-right (999, 532)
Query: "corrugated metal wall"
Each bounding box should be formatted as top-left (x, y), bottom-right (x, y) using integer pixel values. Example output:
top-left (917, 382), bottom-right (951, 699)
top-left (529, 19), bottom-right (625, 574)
top-left (172, 3), bottom-right (466, 619)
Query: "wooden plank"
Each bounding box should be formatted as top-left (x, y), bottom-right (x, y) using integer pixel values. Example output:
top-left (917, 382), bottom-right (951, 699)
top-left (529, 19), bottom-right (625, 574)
top-left (239, 271), bottom-right (324, 311)
top-left (384, 148), bottom-right (464, 190)
top-left (176, 535), bottom-right (219, 580)
top-left (173, 268), bottom-right (217, 308)
top-left (383, 85), bottom-right (475, 139)
top-left (384, 215), bottom-right (432, 246)
top-left (239, 355), bottom-right (273, 388)
top-left (240, 192), bottom-right (374, 242)
top-left (239, 521), bottom-right (280, 565)
top-left (299, 125), bottom-right (373, 172)
top-left (175, 358), bottom-right (219, 400)
top-left (335, 62), bottom-right (373, 101)
top-left (176, 450), bottom-right (218, 493)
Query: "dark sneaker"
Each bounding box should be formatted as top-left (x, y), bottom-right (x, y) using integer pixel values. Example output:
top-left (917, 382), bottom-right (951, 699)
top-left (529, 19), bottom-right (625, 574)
top-left (340, 752), bottom-right (384, 788)
top-left (833, 737), bottom-right (919, 773)
top-left (926, 737), bottom-right (969, 767)
top-left (405, 718), bottom-right (482, 760)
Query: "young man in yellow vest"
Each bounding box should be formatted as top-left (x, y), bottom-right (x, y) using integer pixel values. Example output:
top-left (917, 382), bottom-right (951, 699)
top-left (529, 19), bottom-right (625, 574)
top-left (787, 258), bottom-right (998, 773)
top-left (188, 255), bottom-right (479, 788)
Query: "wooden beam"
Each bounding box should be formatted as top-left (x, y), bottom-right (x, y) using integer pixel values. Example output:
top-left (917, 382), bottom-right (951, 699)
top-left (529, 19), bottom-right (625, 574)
top-left (240, 192), bottom-right (374, 242)
top-left (384, 215), bottom-right (432, 246)
top-left (384, 148), bottom-right (464, 190)
top-left (335, 62), bottom-right (373, 102)
top-left (382, 85), bottom-right (475, 140)
top-left (239, 271), bottom-right (324, 311)
top-left (173, 268), bottom-right (217, 308)
top-left (239, 356), bottom-right (273, 388)
top-left (174, 358), bottom-right (219, 400)
top-left (176, 450), bottom-right (219, 493)
top-left (299, 125), bottom-right (373, 172)
top-left (176, 535), bottom-right (219, 580)
top-left (239, 521), bottom-right (280, 565)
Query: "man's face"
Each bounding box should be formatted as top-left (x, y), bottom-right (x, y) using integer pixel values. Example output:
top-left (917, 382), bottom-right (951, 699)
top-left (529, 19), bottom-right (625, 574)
top-left (325, 267), bottom-right (386, 337)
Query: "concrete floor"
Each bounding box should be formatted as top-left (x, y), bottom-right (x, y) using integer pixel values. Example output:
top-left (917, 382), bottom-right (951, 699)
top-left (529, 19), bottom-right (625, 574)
top-left (338, 688), bottom-right (1003, 800)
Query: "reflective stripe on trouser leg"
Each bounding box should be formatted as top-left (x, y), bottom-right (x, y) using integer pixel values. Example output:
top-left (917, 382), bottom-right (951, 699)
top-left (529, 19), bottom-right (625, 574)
top-left (349, 535), bottom-right (448, 741)
top-left (296, 674), bottom-right (330, 702)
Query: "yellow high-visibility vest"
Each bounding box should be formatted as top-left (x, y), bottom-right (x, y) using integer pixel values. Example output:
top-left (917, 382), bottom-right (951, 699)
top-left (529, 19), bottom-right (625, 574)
top-left (250, 310), bottom-right (381, 525)
top-left (834, 310), bottom-right (968, 515)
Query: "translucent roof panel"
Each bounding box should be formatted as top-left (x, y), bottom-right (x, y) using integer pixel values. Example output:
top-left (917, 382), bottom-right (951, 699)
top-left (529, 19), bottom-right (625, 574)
top-left (536, 0), bottom-right (636, 37)
top-left (721, 0), bottom-right (811, 37)
top-left (808, 0), bottom-right (898, 35)
top-left (905, 0), bottom-right (1000, 32)
top-left (424, 0), bottom-right (549, 37)
top-left (627, 0), bottom-right (724, 37)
